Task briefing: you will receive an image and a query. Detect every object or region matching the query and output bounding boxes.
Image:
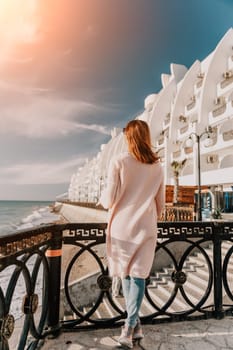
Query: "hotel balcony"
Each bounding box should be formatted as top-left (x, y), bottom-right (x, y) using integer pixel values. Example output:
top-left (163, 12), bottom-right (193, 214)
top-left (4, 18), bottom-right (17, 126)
top-left (184, 146), bottom-right (193, 155)
top-left (156, 134), bottom-right (165, 147)
top-left (221, 75), bottom-right (233, 89)
top-left (208, 121), bottom-right (233, 151)
top-left (211, 104), bottom-right (227, 118)
top-left (184, 96), bottom-right (197, 115)
top-left (223, 129), bottom-right (233, 142)
top-left (189, 113), bottom-right (198, 124)
top-left (180, 124), bottom-right (189, 134)
top-left (162, 113), bottom-right (171, 129)
top-left (194, 73), bottom-right (204, 94)
top-left (177, 123), bottom-right (190, 139)
top-left (217, 127), bottom-right (233, 149)
top-left (172, 150), bottom-right (182, 159)
top-left (173, 146), bottom-right (193, 166)
top-left (209, 97), bottom-right (229, 122)
top-left (217, 70), bottom-right (233, 95)
top-left (179, 136), bottom-right (219, 164)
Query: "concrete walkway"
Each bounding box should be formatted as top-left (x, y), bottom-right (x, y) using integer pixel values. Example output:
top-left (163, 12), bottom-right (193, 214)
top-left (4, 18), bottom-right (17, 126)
top-left (41, 317), bottom-right (233, 350)
top-left (58, 202), bottom-right (108, 223)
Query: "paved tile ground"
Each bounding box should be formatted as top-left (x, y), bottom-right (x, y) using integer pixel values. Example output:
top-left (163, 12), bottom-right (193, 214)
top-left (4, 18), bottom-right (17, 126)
top-left (40, 317), bottom-right (233, 350)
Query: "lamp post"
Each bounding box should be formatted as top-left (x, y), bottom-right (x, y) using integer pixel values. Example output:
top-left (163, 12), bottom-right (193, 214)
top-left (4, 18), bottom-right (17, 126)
top-left (186, 127), bottom-right (213, 221)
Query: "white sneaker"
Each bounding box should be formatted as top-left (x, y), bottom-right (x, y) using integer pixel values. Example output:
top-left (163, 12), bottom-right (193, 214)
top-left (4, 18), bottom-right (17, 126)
top-left (118, 325), bottom-right (134, 349)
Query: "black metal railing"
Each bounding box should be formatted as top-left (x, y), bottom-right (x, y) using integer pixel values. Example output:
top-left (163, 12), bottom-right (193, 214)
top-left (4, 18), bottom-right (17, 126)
top-left (1, 221), bottom-right (233, 349)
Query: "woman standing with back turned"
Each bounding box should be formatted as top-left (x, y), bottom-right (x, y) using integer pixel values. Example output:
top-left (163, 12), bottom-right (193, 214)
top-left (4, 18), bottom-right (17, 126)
top-left (99, 120), bottom-right (165, 348)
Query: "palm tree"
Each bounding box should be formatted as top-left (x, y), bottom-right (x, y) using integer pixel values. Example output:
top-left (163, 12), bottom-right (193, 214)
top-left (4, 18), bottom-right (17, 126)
top-left (171, 159), bottom-right (187, 204)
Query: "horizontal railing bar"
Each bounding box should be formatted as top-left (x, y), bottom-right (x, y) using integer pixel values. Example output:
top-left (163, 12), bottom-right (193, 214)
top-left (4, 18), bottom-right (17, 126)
top-left (1, 221), bottom-right (232, 247)
top-left (0, 224), bottom-right (58, 244)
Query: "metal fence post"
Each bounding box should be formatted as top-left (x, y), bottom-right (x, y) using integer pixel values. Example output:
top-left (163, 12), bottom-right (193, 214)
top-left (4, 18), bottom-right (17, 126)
top-left (46, 229), bottom-right (62, 336)
top-left (213, 222), bottom-right (224, 319)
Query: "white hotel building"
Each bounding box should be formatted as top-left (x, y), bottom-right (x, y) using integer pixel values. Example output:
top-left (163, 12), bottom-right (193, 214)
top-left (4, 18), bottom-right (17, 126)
top-left (68, 28), bottom-right (233, 216)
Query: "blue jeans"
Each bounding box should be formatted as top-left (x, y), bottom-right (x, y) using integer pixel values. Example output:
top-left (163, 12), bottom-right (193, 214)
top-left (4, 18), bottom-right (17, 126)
top-left (121, 276), bottom-right (145, 328)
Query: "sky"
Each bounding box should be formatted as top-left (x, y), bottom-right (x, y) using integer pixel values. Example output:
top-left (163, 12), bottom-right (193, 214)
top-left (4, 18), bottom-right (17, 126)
top-left (0, 0), bottom-right (232, 201)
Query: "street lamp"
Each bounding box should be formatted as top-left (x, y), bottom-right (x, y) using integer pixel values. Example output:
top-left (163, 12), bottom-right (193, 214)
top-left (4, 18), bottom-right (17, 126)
top-left (186, 127), bottom-right (213, 221)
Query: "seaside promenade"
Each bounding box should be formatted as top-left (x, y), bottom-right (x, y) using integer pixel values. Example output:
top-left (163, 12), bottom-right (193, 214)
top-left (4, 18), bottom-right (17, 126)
top-left (40, 203), bottom-right (233, 350)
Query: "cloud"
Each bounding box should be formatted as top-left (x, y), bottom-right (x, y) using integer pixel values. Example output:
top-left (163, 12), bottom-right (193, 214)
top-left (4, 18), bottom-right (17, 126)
top-left (0, 1), bottom-right (121, 141)
top-left (0, 80), bottom-right (113, 138)
top-left (0, 157), bottom-right (85, 185)
top-left (73, 123), bottom-right (110, 135)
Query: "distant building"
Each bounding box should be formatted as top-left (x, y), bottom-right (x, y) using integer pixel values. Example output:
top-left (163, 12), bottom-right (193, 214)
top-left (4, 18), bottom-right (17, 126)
top-left (68, 28), bottom-right (233, 217)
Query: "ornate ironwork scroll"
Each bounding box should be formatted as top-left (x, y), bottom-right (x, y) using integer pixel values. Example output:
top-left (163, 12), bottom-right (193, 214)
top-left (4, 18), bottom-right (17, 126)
top-left (1, 220), bottom-right (233, 349)
top-left (0, 225), bottom-right (60, 350)
top-left (60, 221), bottom-right (233, 330)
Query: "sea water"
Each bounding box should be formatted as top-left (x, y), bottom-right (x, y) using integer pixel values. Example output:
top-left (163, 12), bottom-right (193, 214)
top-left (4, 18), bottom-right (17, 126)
top-left (0, 200), bottom-right (62, 321)
top-left (0, 200), bottom-right (61, 236)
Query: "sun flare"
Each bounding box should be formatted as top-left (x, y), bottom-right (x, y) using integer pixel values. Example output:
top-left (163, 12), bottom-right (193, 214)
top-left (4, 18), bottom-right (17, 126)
top-left (0, 0), bottom-right (39, 47)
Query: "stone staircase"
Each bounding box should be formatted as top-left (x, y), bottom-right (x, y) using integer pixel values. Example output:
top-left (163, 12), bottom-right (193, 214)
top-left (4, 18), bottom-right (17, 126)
top-left (62, 241), bottom-right (233, 324)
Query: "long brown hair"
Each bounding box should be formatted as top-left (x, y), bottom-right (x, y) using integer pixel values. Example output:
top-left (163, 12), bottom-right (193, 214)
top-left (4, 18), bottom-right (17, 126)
top-left (124, 120), bottom-right (159, 164)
